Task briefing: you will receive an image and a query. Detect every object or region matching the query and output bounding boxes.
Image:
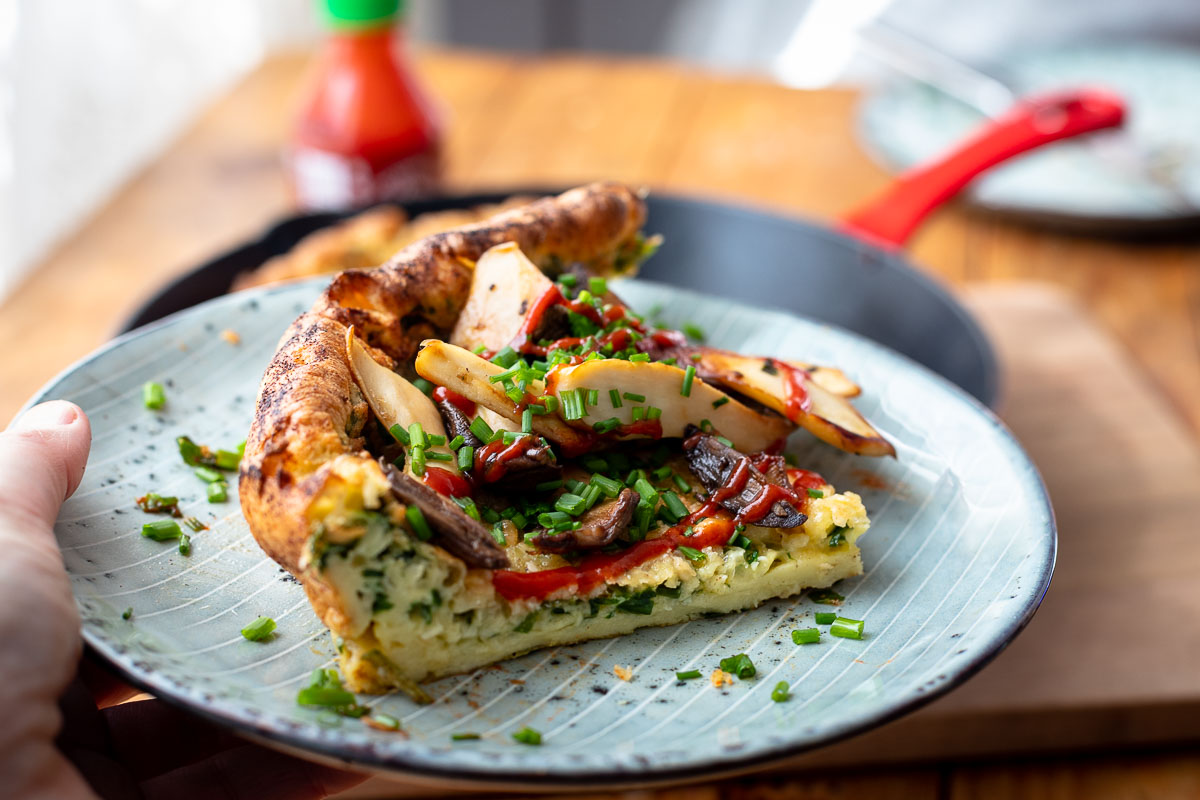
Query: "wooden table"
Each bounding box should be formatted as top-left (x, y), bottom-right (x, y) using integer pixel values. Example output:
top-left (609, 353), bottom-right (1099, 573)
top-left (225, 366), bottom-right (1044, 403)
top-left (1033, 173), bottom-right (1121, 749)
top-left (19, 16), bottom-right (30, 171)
top-left (3, 50), bottom-right (1199, 799)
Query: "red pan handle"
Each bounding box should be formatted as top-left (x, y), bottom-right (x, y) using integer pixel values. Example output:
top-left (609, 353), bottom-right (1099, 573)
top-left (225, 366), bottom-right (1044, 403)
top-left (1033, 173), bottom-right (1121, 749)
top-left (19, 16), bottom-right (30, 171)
top-left (838, 88), bottom-right (1126, 249)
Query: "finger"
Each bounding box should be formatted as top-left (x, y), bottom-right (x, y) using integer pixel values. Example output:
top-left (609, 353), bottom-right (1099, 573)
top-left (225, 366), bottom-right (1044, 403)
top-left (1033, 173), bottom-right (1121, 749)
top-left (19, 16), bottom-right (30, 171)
top-left (140, 743), bottom-right (366, 800)
top-left (0, 400), bottom-right (92, 532)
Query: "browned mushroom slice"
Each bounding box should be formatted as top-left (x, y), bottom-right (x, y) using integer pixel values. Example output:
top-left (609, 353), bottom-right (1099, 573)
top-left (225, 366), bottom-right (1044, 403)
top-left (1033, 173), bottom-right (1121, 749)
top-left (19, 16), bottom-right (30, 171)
top-left (682, 427), bottom-right (805, 528)
top-left (532, 488), bottom-right (639, 552)
top-left (434, 397), bottom-right (482, 449)
top-left (379, 460), bottom-right (509, 569)
top-left (474, 436), bottom-right (561, 491)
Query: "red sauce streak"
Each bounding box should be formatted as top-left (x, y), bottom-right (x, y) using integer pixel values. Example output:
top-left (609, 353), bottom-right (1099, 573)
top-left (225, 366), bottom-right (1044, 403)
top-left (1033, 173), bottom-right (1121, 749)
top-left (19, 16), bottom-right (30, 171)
top-left (492, 513), bottom-right (737, 601)
top-left (473, 437), bottom-right (535, 483)
top-left (786, 468), bottom-right (827, 491)
top-left (511, 284), bottom-right (566, 352)
top-left (615, 419), bottom-right (663, 439)
top-left (770, 359), bottom-right (813, 422)
top-left (711, 457), bottom-right (751, 505)
top-left (432, 385), bottom-right (476, 417)
top-left (736, 483), bottom-right (801, 523)
top-left (423, 466), bottom-right (473, 498)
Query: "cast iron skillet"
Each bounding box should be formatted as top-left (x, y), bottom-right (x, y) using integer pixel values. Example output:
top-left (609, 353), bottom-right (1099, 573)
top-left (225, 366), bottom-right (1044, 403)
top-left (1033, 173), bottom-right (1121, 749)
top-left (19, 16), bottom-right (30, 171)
top-left (121, 88), bottom-right (1127, 408)
top-left (122, 191), bottom-right (996, 403)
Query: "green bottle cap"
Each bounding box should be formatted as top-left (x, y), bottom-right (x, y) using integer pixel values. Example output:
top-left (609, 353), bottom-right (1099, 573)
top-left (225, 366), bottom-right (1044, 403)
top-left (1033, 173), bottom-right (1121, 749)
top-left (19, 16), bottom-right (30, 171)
top-left (321, 0), bottom-right (402, 30)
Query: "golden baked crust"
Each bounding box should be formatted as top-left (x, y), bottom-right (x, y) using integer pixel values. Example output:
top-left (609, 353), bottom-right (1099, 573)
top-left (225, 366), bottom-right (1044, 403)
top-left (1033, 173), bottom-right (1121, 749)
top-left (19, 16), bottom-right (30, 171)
top-left (239, 183), bottom-right (648, 631)
top-left (231, 196), bottom-right (535, 291)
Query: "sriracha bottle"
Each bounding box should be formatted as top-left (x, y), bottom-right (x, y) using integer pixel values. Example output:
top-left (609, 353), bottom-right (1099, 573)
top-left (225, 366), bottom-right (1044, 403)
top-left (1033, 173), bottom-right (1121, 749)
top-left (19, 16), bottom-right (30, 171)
top-left (287, 0), bottom-right (442, 209)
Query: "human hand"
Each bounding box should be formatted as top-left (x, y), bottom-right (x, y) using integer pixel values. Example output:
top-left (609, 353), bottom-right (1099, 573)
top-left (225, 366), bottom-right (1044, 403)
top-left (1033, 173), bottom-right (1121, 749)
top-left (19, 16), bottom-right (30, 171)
top-left (0, 401), bottom-right (365, 799)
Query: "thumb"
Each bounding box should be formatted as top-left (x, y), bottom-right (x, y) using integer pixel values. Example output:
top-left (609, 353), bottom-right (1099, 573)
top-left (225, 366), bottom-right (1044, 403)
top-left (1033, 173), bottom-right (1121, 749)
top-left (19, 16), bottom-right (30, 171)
top-left (0, 401), bottom-right (92, 532)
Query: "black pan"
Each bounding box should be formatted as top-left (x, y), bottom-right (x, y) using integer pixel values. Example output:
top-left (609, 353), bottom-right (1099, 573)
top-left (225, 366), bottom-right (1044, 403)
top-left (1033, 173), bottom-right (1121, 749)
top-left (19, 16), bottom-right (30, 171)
top-left (123, 191), bottom-right (998, 404)
top-left (122, 88), bottom-right (1130, 407)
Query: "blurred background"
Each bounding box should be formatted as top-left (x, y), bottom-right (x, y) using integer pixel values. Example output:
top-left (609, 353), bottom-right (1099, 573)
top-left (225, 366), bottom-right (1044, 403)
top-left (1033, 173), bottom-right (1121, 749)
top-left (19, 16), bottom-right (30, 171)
top-left (4, 1), bottom-right (1200, 798)
top-left (3, 0), bottom-right (1199, 295)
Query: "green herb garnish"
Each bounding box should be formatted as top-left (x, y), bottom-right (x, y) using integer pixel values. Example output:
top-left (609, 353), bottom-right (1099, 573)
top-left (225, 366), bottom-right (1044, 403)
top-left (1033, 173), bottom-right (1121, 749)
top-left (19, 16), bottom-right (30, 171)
top-left (676, 669), bottom-right (702, 681)
top-left (512, 726), bottom-right (542, 745)
top-left (771, 681), bottom-right (791, 702)
top-left (830, 617), bottom-right (865, 640)
top-left (240, 615), bottom-right (276, 642)
top-left (718, 653), bottom-right (756, 679)
top-left (142, 381), bottom-right (166, 410)
top-left (792, 627), bottom-right (820, 645)
top-left (141, 519), bottom-right (182, 541)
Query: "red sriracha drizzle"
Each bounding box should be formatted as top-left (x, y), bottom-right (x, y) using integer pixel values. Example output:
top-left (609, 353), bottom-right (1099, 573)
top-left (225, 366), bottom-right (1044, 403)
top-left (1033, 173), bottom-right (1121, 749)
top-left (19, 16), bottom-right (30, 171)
top-left (492, 514), bottom-right (736, 602)
top-left (768, 358), bottom-right (813, 422)
top-left (423, 466), bottom-right (472, 498)
top-left (508, 284), bottom-right (650, 359)
top-left (432, 385), bottom-right (476, 417)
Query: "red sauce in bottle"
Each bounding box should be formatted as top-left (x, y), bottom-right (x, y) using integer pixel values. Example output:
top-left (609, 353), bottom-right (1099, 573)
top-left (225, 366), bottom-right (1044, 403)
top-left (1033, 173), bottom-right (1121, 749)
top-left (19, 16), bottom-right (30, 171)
top-left (288, 0), bottom-right (441, 209)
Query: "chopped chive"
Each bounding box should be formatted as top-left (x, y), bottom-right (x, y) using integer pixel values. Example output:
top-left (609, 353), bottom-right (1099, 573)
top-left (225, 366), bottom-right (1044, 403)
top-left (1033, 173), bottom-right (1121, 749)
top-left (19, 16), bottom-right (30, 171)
top-left (683, 323), bottom-right (706, 341)
top-left (408, 423), bottom-right (427, 449)
top-left (368, 713), bottom-right (402, 731)
top-left (469, 416), bottom-right (495, 444)
top-left (296, 685), bottom-right (357, 709)
top-left (555, 493), bottom-right (587, 516)
top-left (410, 445), bottom-right (427, 476)
top-left (630, 406), bottom-right (644, 422)
top-left (141, 519), bottom-right (182, 541)
top-left (206, 481), bottom-right (228, 503)
top-left (660, 491), bottom-right (688, 522)
top-left (512, 726), bottom-right (542, 745)
top-left (676, 669), bottom-right (702, 681)
top-left (609, 388), bottom-right (623, 408)
top-left (541, 395), bottom-right (559, 414)
top-left (628, 352), bottom-right (650, 362)
top-left (651, 466), bottom-right (673, 480)
top-left (426, 451), bottom-right (454, 462)
top-left (623, 392), bottom-right (646, 402)
top-left (586, 388), bottom-right (599, 407)
top-left (807, 488), bottom-right (825, 498)
top-left (122, 607), bottom-right (133, 620)
top-left (718, 653), bottom-right (756, 679)
top-left (214, 449), bottom-right (241, 470)
top-left (490, 523), bottom-right (506, 546)
top-left (671, 473), bottom-right (691, 492)
top-left (771, 681), bottom-right (791, 702)
top-left (538, 510), bottom-right (571, 528)
top-left (814, 612), bottom-right (837, 625)
top-left (809, 587), bottom-right (844, 605)
top-left (412, 377), bottom-right (434, 396)
top-left (521, 407), bottom-right (533, 433)
top-left (448, 434), bottom-right (465, 450)
top-left (590, 474), bottom-right (622, 498)
top-left (645, 406), bottom-right (662, 420)
top-left (426, 434), bottom-right (446, 447)
top-left (830, 617), bottom-right (865, 640)
top-left (792, 627), bottom-right (821, 645)
top-left (183, 516), bottom-right (206, 532)
top-left (240, 616), bottom-right (276, 642)
top-left (406, 505), bottom-right (433, 541)
top-left (142, 381), bottom-right (166, 410)
top-left (711, 396), bottom-right (730, 409)
top-left (451, 732), bottom-right (481, 741)
top-left (592, 417), bottom-right (622, 434)
top-left (699, 418), bottom-right (714, 432)
top-left (634, 477), bottom-right (659, 506)
top-left (457, 445), bottom-right (475, 471)
top-left (677, 545), bottom-right (706, 564)
top-left (514, 612), bottom-right (536, 633)
top-left (388, 423), bottom-right (410, 445)
top-left (680, 365), bottom-right (696, 397)
top-left (580, 483), bottom-right (602, 510)
top-left (716, 435), bottom-right (734, 448)
top-left (178, 533), bottom-right (192, 556)
top-left (558, 273), bottom-right (577, 288)
top-left (501, 430), bottom-right (525, 445)
top-left (194, 466), bottom-right (224, 483)
top-left (491, 346), bottom-right (520, 368)
top-left (452, 496), bottom-right (481, 521)
top-left (488, 363), bottom-right (522, 384)
top-left (536, 478), bottom-right (564, 491)
top-left (589, 276), bottom-right (607, 295)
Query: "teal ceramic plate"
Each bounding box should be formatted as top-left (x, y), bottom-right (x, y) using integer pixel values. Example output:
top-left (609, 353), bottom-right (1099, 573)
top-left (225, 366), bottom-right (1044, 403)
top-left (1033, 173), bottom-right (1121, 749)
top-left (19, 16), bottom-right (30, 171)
top-left (38, 278), bottom-right (1054, 789)
top-left (859, 43), bottom-right (1200, 232)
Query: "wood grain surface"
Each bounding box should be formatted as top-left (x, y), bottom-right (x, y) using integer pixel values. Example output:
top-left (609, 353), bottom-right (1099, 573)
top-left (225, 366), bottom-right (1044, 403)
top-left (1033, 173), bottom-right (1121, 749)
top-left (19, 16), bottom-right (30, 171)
top-left (3, 50), bottom-right (1198, 798)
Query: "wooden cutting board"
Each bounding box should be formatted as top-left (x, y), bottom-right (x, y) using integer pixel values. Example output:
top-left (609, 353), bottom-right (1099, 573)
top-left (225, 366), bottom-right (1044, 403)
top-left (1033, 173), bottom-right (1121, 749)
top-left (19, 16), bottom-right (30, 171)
top-left (338, 283), bottom-right (1200, 797)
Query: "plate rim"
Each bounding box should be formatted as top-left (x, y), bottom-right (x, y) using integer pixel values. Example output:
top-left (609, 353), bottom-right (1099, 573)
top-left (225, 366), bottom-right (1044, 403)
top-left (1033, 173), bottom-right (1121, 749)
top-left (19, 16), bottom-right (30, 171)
top-left (39, 278), bottom-right (1055, 788)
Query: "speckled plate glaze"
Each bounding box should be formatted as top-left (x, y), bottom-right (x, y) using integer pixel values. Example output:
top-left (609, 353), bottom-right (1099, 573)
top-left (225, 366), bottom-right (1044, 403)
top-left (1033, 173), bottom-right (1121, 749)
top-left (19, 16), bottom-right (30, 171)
top-left (36, 278), bottom-right (1054, 789)
top-left (860, 43), bottom-right (1200, 232)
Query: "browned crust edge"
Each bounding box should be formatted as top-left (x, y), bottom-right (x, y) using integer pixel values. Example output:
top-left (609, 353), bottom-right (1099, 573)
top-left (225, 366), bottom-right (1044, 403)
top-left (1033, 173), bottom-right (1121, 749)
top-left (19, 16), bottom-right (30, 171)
top-left (239, 183), bottom-right (647, 603)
